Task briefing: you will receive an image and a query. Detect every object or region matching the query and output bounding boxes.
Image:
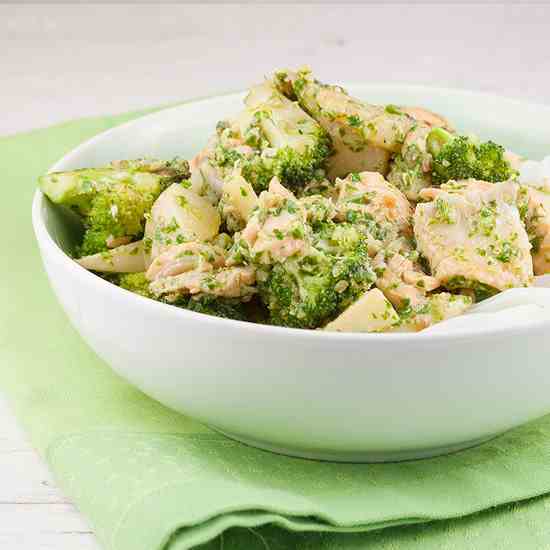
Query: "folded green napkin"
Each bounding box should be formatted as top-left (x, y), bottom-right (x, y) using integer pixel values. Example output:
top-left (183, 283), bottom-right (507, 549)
top-left (3, 109), bottom-right (550, 550)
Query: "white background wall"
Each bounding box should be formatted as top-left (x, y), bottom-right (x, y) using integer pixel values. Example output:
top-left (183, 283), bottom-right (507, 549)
top-left (2, 3), bottom-right (550, 136)
top-left (1, 3), bottom-right (550, 548)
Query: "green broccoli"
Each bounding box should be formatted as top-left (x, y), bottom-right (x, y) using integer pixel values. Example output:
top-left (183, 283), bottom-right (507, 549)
top-left (258, 221), bottom-right (376, 329)
top-left (263, 130), bottom-right (332, 191)
top-left (214, 82), bottom-right (333, 192)
top-left (387, 125), bottom-right (433, 201)
top-left (236, 141), bottom-right (334, 193)
top-left (426, 128), bottom-right (514, 185)
top-left (444, 276), bottom-right (498, 302)
top-left (118, 272), bottom-right (153, 298)
top-left (239, 153), bottom-right (281, 192)
top-left (183, 295), bottom-right (248, 321)
top-left (39, 159), bottom-right (189, 257)
top-left (300, 194), bottom-right (336, 227)
top-left (110, 158), bottom-right (190, 184)
top-left (116, 274), bottom-right (249, 319)
top-left (78, 183), bottom-right (154, 256)
top-left (393, 292), bottom-right (473, 331)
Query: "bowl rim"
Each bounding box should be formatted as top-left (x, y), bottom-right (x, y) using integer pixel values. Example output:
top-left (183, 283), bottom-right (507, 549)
top-left (32, 84), bottom-right (550, 343)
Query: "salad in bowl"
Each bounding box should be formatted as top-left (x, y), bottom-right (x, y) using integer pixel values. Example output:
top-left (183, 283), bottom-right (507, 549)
top-left (38, 68), bottom-right (550, 333)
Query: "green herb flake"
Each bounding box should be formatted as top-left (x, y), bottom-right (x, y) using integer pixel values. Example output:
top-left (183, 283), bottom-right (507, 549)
top-left (347, 115), bottom-right (362, 128)
top-left (385, 104), bottom-right (403, 116)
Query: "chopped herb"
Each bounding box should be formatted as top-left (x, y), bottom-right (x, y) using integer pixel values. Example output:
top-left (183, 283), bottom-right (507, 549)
top-left (291, 226), bottom-right (304, 239)
top-left (429, 198), bottom-right (455, 225)
top-left (347, 115), bottom-right (362, 128)
top-left (143, 238), bottom-right (152, 253)
top-left (385, 104), bottom-right (403, 116)
top-left (495, 241), bottom-right (517, 263)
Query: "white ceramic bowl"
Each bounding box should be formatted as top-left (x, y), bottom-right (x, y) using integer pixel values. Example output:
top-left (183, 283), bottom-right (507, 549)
top-left (32, 85), bottom-right (550, 462)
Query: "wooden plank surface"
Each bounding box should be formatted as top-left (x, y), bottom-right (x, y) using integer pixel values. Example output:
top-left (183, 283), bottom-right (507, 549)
top-left (0, 397), bottom-right (100, 549)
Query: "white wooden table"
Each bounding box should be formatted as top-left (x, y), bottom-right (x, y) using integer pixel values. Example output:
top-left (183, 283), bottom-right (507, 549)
top-left (0, 398), bottom-right (98, 549)
top-left (2, 4), bottom-right (550, 548)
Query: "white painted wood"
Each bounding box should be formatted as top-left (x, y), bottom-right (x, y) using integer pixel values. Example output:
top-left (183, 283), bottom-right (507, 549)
top-left (2, 4), bottom-right (550, 548)
top-left (0, 534), bottom-right (99, 550)
top-left (0, 453), bottom-right (69, 504)
top-left (0, 503), bottom-right (93, 534)
top-left (0, 398), bottom-right (99, 548)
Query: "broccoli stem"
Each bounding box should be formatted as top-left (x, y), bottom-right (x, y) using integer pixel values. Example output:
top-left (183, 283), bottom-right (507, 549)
top-left (426, 128), bottom-right (453, 156)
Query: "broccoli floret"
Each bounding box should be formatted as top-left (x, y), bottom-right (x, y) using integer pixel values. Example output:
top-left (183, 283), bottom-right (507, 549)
top-left (183, 295), bottom-right (248, 321)
top-left (426, 128), bottom-right (514, 185)
top-left (227, 82), bottom-right (333, 192)
top-left (300, 194), bottom-right (336, 227)
top-left (387, 125), bottom-right (433, 201)
top-left (79, 183), bottom-right (154, 256)
top-left (238, 144), bottom-right (333, 193)
top-left (314, 221), bottom-right (372, 256)
top-left (444, 275), bottom-right (498, 302)
top-left (39, 159), bottom-right (189, 257)
top-left (118, 272), bottom-right (153, 298)
top-left (110, 158), bottom-right (190, 185)
top-left (240, 154), bottom-right (279, 192)
top-left (393, 292), bottom-right (473, 331)
top-left (271, 131), bottom-right (332, 190)
top-left (259, 222), bottom-right (375, 329)
top-left (116, 273), bottom-right (250, 318)
top-left (299, 178), bottom-right (335, 198)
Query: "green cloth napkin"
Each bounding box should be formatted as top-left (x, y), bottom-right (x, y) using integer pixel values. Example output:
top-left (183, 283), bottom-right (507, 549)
top-left (2, 109), bottom-right (550, 550)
